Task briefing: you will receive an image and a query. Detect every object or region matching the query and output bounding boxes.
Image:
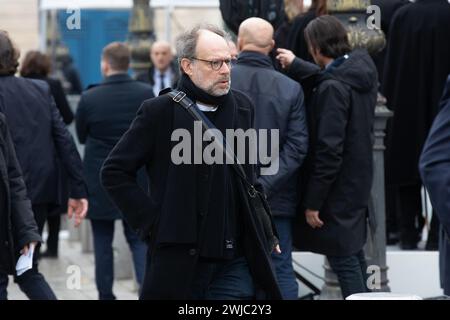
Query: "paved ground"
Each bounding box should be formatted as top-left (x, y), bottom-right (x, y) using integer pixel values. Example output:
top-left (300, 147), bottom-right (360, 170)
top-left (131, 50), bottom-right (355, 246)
top-left (5, 219), bottom-right (433, 300)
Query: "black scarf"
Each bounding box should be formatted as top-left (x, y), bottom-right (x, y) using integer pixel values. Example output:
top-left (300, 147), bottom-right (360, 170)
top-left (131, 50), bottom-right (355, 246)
top-left (175, 73), bottom-right (240, 260)
top-left (177, 73), bottom-right (230, 106)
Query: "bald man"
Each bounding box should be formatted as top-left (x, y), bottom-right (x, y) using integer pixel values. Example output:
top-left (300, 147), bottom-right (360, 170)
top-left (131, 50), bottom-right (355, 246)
top-left (231, 17), bottom-right (308, 300)
top-left (136, 40), bottom-right (180, 96)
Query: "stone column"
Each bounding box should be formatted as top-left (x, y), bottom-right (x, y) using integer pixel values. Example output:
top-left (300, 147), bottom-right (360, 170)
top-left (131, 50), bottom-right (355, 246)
top-left (128, 0), bottom-right (155, 79)
top-left (364, 103), bottom-right (393, 292)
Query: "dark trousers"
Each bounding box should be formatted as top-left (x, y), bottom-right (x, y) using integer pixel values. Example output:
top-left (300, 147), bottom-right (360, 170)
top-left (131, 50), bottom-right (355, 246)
top-left (439, 227), bottom-right (450, 295)
top-left (0, 204), bottom-right (59, 300)
top-left (32, 204), bottom-right (49, 236)
top-left (271, 217), bottom-right (298, 299)
top-left (327, 249), bottom-right (369, 299)
top-left (45, 214), bottom-right (61, 255)
top-left (189, 256), bottom-right (255, 299)
top-left (90, 219), bottom-right (147, 300)
top-left (396, 184), bottom-right (424, 246)
top-left (0, 271), bottom-right (57, 300)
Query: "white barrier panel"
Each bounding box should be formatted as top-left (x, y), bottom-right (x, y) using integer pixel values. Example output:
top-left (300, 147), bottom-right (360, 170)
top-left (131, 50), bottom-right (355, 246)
top-left (346, 292), bottom-right (422, 300)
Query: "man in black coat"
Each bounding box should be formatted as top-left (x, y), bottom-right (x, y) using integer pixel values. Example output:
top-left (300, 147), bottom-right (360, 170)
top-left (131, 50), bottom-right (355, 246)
top-left (420, 75), bottom-right (450, 295)
top-left (135, 40), bottom-right (179, 96)
top-left (101, 25), bottom-right (282, 300)
top-left (76, 42), bottom-right (154, 300)
top-left (277, 15), bottom-right (378, 299)
top-left (382, 0), bottom-right (450, 250)
top-left (0, 30), bottom-right (88, 298)
top-left (231, 17), bottom-right (308, 299)
top-left (370, 0), bottom-right (410, 87)
top-left (0, 113), bottom-right (48, 300)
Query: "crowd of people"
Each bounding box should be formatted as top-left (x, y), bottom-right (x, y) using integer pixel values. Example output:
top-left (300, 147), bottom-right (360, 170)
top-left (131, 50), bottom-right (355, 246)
top-left (0, 0), bottom-right (450, 300)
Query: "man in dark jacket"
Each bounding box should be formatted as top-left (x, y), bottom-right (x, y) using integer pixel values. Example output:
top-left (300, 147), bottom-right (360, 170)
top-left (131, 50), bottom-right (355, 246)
top-left (76, 42), bottom-right (154, 300)
top-left (101, 24), bottom-right (281, 300)
top-left (0, 30), bottom-right (88, 299)
top-left (277, 15), bottom-right (378, 298)
top-left (231, 17), bottom-right (308, 299)
top-left (0, 113), bottom-right (50, 300)
top-left (420, 75), bottom-right (450, 295)
top-left (382, 0), bottom-right (450, 250)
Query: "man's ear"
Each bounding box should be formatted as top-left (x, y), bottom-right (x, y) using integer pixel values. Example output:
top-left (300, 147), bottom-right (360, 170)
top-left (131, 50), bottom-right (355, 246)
top-left (180, 58), bottom-right (193, 76)
top-left (100, 59), bottom-right (108, 75)
top-left (237, 37), bottom-right (243, 51)
top-left (269, 39), bottom-right (275, 51)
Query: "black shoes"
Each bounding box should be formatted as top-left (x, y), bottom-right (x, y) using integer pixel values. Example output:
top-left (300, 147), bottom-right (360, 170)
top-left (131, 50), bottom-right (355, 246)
top-left (400, 241), bottom-right (418, 250)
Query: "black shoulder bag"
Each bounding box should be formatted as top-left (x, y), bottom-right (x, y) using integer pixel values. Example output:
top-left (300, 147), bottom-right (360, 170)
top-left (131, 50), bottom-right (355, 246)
top-left (167, 90), bottom-right (279, 254)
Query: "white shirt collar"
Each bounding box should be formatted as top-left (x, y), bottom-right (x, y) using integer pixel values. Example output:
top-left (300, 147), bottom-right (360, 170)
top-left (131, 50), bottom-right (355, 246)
top-left (197, 102), bottom-right (218, 112)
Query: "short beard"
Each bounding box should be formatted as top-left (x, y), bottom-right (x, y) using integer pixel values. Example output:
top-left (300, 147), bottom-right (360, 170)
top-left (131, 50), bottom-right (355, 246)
top-left (191, 67), bottom-right (230, 96)
top-left (197, 79), bottom-right (230, 96)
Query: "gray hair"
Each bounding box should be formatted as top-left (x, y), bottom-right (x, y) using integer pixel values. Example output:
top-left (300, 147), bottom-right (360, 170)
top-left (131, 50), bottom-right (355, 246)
top-left (175, 24), bottom-right (231, 73)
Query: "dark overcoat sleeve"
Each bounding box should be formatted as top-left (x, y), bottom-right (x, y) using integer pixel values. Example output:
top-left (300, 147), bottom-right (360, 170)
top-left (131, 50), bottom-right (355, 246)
top-left (420, 77), bottom-right (450, 237)
top-left (50, 79), bottom-right (74, 125)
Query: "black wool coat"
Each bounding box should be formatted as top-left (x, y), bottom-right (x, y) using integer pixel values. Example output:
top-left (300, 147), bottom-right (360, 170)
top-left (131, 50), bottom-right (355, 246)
top-left (76, 74), bottom-right (154, 220)
top-left (101, 89), bottom-right (281, 299)
top-left (288, 50), bottom-right (378, 256)
top-left (382, 0), bottom-right (450, 187)
top-left (420, 75), bottom-right (450, 295)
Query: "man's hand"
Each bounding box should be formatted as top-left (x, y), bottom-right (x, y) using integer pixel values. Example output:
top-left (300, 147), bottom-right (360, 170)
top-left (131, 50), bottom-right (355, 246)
top-left (21, 242), bottom-right (37, 255)
top-left (68, 198), bottom-right (88, 227)
top-left (305, 209), bottom-right (324, 229)
top-left (276, 48), bottom-right (296, 70)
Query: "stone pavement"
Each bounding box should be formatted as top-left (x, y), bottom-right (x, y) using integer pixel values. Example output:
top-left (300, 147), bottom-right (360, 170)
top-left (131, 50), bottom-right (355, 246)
top-left (7, 230), bottom-right (139, 300)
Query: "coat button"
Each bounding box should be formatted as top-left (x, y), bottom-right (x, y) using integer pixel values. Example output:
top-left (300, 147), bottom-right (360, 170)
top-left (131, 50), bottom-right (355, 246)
top-left (202, 173), bottom-right (209, 181)
top-left (189, 248), bottom-right (197, 256)
top-left (4, 241), bottom-right (9, 246)
top-left (199, 211), bottom-right (205, 216)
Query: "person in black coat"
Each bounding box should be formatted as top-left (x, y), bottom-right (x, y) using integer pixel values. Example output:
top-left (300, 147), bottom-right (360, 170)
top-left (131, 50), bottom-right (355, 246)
top-left (76, 42), bottom-right (154, 300)
top-left (382, 0), bottom-right (450, 250)
top-left (101, 25), bottom-right (282, 300)
top-left (0, 113), bottom-right (53, 300)
top-left (370, 0), bottom-right (409, 88)
top-left (0, 31), bottom-right (88, 297)
top-left (135, 40), bottom-right (179, 96)
top-left (420, 75), bottom-right (450, 295)
top-left (232, 17), bottom-right (308, 299)
top-left (277, 16), bottom-right (378, 299)
top-left (20, 50), bottom-right (74, 258)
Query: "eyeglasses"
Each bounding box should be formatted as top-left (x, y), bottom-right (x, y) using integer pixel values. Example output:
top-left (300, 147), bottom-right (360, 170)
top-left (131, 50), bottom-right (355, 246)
top-left (191, 57), bottom-right (234, 71)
